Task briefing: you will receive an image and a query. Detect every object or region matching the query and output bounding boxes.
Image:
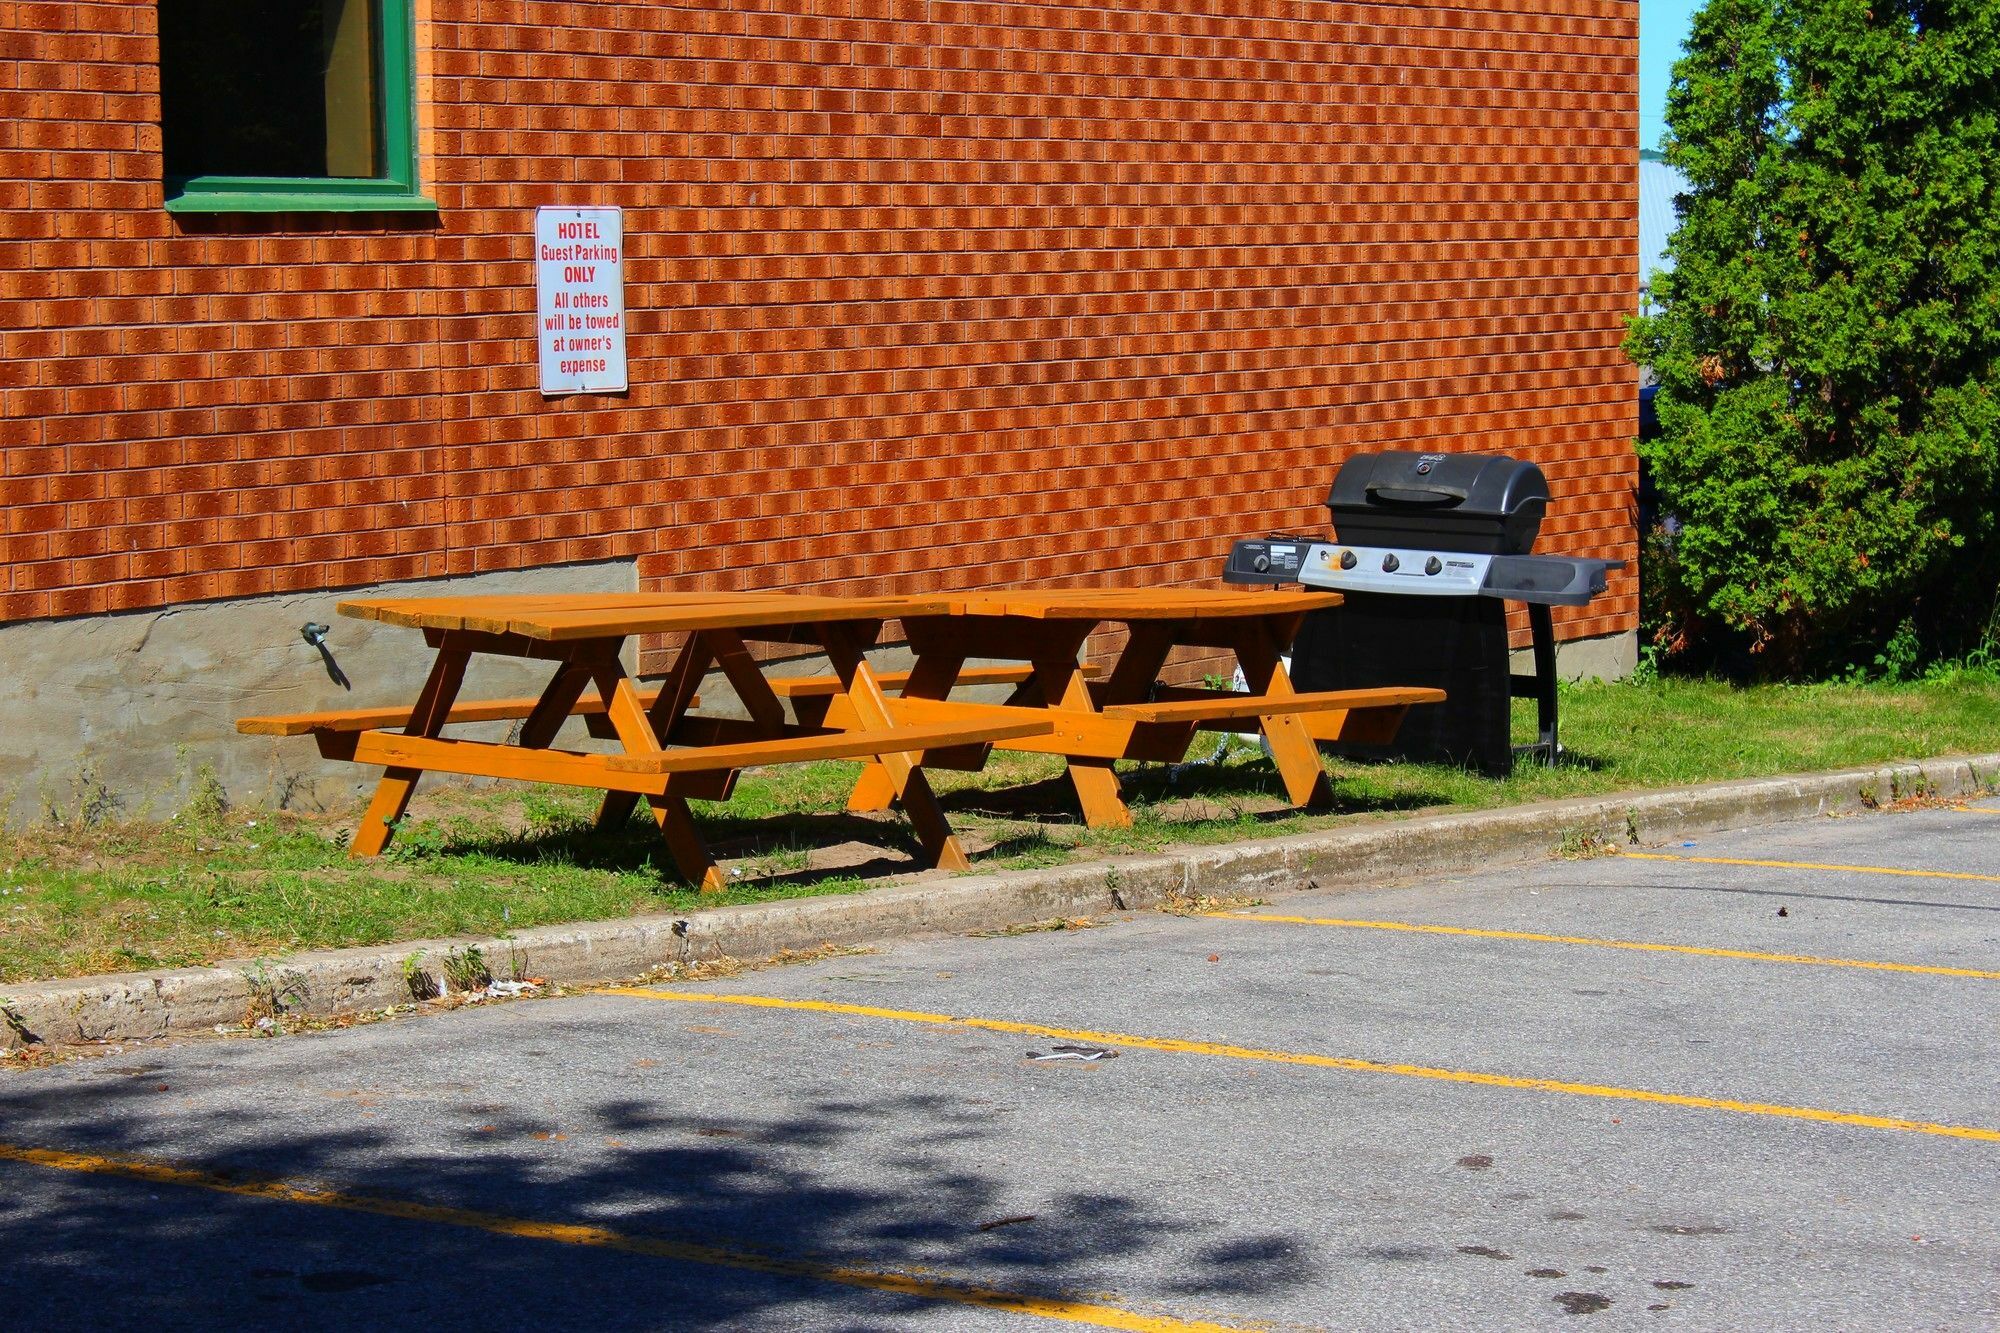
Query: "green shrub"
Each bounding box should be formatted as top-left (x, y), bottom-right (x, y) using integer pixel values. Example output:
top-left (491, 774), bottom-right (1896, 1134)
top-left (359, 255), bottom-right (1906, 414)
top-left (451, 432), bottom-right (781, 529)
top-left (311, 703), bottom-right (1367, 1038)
top-left (1626, 0), bottom-right (2000, 677)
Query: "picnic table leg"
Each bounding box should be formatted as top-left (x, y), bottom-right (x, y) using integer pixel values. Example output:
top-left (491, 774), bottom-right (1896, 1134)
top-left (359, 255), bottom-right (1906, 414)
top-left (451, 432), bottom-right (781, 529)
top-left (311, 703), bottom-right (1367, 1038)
top-left (1234, 621), bottom-right (1335, 809)
top-left (350, 647), bottom-right (471, 857)
top-left (704, 628), bottom-right (792, 735)
top-left (1094, 622), bottom-right (1180, 705)
top-left (822, 624), bottom-right (971, 872)
top-left (516, 662), bottom-right (597, 749)
top-left (595, 633), bottom-right (711, 832)
top-left (1034, 658), bottom-right (1131, 829)
top-left (846, 650), bottom-right (965, 813)
top-left (1044, 622), bottom-right (1175, 829)
top-left (595, 666), bottom-right (726, 894)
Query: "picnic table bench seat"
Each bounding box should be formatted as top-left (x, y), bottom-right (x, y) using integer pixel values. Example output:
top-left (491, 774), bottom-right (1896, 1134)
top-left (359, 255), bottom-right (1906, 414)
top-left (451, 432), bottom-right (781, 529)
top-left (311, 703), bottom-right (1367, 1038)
top-left (766, 662), bottom-right (1103, 699)
top-left (236, 662), bottom-right (1100, 742)
top-left (236, 688), bottom-right (694, 739)
top-left (326, 716), bottom-right (1051, 785)
top-left (602, 715), bottom-right (1053, 775)
top-left (1106, 684), bottom-right (1444, 744)
top-left (241, 700), bottom-right (1049, 780)
top-left (811, 685), bottom-right (1444, 763)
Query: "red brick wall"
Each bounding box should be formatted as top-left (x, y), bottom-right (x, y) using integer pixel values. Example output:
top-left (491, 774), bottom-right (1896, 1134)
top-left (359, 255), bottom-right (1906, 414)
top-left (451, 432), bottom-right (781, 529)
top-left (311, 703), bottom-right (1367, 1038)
top-left (3, 0), bottom-right (1639, 650)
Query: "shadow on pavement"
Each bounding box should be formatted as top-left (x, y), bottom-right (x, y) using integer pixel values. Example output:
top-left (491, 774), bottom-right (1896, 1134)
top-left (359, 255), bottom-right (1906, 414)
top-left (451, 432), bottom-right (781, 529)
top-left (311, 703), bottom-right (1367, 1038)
top-left (0, 1045), bottom-right (1314, 1329)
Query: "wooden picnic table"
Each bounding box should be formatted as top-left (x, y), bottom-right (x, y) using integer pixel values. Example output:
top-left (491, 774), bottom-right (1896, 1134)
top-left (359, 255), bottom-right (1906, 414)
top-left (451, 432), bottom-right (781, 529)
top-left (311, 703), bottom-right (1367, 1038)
top-left (790, 586), bottom-right (1445, 828)
top-left (237, 592), bottom-right (1054, 892)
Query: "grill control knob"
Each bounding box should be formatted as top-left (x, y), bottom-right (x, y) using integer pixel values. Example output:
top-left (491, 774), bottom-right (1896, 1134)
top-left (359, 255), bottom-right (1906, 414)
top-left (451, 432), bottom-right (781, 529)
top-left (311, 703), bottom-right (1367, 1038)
top-left (1252, 554), bottom-right (1270, 572)
top-left (1424, 556), bottom-right (1442, 575)
top-left (1338, 549), bottom-right (1357, 570)
top-left (1381, 553), bottom-right (1400, 573)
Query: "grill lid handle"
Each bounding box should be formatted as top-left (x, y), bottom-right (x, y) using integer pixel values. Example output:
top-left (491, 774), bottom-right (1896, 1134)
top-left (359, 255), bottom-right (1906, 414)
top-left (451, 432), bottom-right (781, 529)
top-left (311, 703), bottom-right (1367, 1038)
top-left (1364, 481), bottom-right (1468, 506)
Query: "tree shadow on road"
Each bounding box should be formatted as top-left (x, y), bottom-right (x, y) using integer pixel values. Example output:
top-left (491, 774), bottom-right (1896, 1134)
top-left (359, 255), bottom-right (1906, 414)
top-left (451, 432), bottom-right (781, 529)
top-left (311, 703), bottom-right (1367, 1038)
top-left (0, 1019), bottom-right (1317, 1329)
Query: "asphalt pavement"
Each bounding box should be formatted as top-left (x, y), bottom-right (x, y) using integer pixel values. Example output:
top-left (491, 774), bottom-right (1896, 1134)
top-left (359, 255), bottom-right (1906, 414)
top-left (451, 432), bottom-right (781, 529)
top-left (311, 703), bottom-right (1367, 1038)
top-left (3, 799), bottom-right (1996, 1330)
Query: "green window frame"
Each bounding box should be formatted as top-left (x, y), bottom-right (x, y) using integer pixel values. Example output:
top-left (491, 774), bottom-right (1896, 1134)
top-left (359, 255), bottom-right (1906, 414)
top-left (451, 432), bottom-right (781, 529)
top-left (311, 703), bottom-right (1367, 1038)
top-left (162, 0), bottom-right (434, 214)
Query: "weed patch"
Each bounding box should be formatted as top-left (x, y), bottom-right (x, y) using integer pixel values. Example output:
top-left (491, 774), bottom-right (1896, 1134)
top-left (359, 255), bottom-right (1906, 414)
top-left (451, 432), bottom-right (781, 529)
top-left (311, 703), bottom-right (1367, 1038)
top-left (1553, 826), bottom-right (1617, 861)
top-left (1158, 893), bottom-right (1268, 917)
top-left (441, 945), bottom-right (492, 995)
top-left (970, 916), bottom-right (1098, 937)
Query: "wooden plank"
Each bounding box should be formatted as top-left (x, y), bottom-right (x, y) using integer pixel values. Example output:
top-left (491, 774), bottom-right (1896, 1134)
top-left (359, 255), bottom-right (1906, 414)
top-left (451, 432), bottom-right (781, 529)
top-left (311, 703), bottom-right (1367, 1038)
top-left (953, 587), bottom-right (1341, 620)
top-left (703, 628), bottom-right (793, 734)
top-left (820, 694), bottom-right (1159, 760)
top-left (342, 587), bottom-right (1337, 634)
top-left (426, 629), bottom-right (626, 663)
top-left (597, 670), bottom-right (729, 894)
top-left (781, 663), bottom-right (994, 700)
top-left (517, 665), bottom-right (597, 751)
top-left (597, 630), bottom-right (715, 831)
top-left (342, 592), bottom-right (869, 637)
top-left (645, 790), bottom-right (728, 894)
top-left (1146, 686), bottom-right (1430, 744)
top-left (497, 595), bottom-right (960, 641)
top-left (451, 594), bottom-right (795, 637)
top-left (902, 618), bottom-right (1103, 672)
top-left (1042, 657), bottom-right (1130, 827)
top-left (1103, 686), bottom-right (1444, 725)
top-left (602, 715), bottom-right (1053, 775)
top-left (338, 592), bottom-right (790, 632)
top-left (769, 662), bottom-right (1103, 698)
top-left (349, 648), bottom-right (469, 857)
top-left (1167, 611), bottom-right (1314, 651)
top-left (1094, 621), bottom-right (1179, 704)
top-left (236, 685), bottom-right (693, 736)
top-left (352, 731), bottom-right (670, 795)
top-left (1230, 619), bottom-right (1334, 810)
top-left (843, 649), bottom-right (966, 814)
top-left (821, 625), bottom-right (975, 872)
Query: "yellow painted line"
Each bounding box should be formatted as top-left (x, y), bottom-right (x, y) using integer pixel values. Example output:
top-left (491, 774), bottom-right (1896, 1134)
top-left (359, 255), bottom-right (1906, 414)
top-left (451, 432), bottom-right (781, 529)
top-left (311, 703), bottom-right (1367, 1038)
top-left (1217, 913), bottom-right (2000, 981)
top-left (611, 989), bottom-right (2000, 1146)
top-left (1951, 805), bottom-right (2000, 816)
top-left (0, 1141), bottom-right (1244, 1332)
top-left (1622, 851), bottom-right (2000, 884)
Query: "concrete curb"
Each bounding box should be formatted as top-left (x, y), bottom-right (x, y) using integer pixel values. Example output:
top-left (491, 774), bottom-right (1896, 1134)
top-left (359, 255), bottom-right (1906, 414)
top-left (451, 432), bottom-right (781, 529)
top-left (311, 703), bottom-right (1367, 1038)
top-left (4, 752), bottom-right (1995, 1049)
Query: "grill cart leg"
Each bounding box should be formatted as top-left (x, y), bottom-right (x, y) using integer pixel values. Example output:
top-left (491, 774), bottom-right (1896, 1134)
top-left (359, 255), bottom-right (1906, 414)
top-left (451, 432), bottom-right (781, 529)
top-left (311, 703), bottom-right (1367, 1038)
top-left (1509, 602), bottom-right (1559, 765)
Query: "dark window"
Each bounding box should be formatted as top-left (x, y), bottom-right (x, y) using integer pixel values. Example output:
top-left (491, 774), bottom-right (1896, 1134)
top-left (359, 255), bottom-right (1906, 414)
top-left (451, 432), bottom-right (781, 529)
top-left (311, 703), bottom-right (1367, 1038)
top-left (161, 1), bottom-right (381, 179)
top-left (157, 0), bottom-right (430, 213)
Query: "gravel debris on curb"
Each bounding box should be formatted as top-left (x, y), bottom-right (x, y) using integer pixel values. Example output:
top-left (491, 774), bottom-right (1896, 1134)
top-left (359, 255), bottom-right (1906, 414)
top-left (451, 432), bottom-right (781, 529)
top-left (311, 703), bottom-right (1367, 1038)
top-left (2, 753), bottom-right (1993, 1052)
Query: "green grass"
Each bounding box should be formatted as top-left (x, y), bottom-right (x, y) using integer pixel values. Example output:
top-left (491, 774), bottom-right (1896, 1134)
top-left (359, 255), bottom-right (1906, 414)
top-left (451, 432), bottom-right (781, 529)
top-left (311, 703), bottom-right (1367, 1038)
top-left (2, 671), bottom-right (1995, 985)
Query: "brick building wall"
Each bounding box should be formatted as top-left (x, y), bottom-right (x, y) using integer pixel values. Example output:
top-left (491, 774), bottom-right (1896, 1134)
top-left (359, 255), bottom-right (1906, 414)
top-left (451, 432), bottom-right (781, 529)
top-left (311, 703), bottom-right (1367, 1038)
top-left (3, 0), bottom-right (1638, 659)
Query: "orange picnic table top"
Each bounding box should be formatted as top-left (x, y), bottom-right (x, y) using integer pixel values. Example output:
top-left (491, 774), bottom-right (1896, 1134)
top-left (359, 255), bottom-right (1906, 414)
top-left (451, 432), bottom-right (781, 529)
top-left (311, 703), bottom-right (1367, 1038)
top-left (339, 590), bottom-right (960, 640)
top-left (337, 586), bottom-right (1342, 636)
top-left (948, 586), bottom-right (1343, 620)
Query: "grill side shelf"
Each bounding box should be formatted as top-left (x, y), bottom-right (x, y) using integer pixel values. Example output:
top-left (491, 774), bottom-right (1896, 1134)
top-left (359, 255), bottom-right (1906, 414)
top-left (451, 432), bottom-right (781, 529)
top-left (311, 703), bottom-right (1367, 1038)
top-left (1483, 556), bottom-right (1627, 607)
top-left (1221, 538), bottom-right (1312, 585)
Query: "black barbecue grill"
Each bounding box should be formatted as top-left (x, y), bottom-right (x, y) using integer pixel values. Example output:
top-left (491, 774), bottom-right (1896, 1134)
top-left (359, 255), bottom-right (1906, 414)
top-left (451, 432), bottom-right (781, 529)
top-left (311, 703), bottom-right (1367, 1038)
top-left (1223, 451), bottom-right (1625, 773)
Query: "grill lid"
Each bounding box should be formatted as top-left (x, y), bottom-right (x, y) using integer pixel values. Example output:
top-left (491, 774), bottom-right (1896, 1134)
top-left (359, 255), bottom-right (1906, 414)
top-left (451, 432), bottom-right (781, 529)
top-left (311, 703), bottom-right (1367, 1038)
top-left (1326, 451), bottom-right (1548, 554)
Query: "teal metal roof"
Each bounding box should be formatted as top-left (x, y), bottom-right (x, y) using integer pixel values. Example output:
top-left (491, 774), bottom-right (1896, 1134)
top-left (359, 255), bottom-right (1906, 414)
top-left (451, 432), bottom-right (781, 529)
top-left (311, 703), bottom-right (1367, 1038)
top-left (1639, 158), bottom-right (1689, 308)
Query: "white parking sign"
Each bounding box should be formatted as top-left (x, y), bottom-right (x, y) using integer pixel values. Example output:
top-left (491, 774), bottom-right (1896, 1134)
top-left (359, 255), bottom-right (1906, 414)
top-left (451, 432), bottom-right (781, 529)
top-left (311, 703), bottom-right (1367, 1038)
top-left (536, 206), bottom-right (627, 396)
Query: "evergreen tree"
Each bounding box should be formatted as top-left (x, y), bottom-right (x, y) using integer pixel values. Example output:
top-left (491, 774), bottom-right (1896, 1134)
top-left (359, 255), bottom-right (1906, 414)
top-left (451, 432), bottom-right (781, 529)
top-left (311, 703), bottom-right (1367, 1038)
top-left (1626, 0), bottom-right (2000, 674)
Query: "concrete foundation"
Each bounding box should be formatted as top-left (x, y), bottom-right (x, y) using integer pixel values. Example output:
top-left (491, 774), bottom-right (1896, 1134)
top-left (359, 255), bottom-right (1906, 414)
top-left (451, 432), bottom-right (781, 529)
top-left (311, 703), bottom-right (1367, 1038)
top-left (1511, 628), bottom-right (1638, 683)
top-left (0, 561), bottom-right (637, 826)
